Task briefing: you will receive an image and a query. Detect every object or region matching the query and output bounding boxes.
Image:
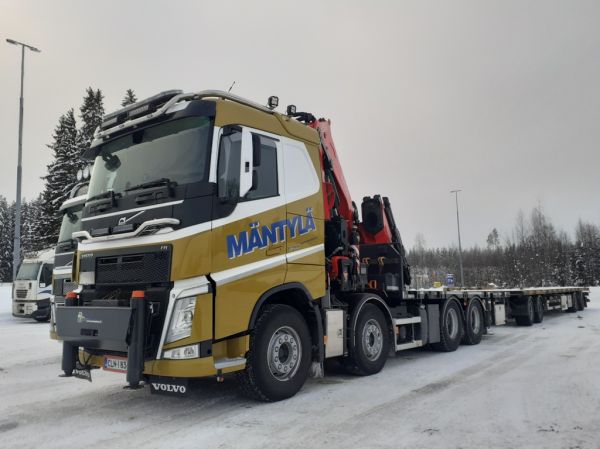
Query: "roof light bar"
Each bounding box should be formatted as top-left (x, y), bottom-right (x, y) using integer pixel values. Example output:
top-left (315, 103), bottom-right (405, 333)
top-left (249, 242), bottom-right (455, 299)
top-left (95, 90), bottom-right (282, 141)
top-left (100, 89), bottom-right (183, 131)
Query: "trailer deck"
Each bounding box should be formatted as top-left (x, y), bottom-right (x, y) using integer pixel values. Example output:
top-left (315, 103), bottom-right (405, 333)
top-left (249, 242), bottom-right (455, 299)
top-left (408, 286), bottom-right (589, 327)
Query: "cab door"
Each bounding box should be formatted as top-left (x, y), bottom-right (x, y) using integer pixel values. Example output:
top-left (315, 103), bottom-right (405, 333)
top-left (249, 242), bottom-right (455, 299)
top-left (210, 126), bottom-right (286, 340)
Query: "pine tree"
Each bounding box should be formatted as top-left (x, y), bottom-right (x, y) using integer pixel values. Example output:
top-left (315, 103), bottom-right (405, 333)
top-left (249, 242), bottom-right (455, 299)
top-left (41, 109), bottom-right (79, 246)
top-left (22, 195), bottom-right (46, 254)
top-left (121, 89), bottom-right (137, 107)
top-left (0, 196), bottom-right (13, 281)
top-left (76, 87), bottom-right (104, 170)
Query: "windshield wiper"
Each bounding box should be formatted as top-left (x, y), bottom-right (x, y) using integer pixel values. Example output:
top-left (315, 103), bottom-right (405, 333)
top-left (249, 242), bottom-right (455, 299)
top-left (87, 190), bottom-right (122, 202)
top-left (124, 178), bottom-right (177, 192)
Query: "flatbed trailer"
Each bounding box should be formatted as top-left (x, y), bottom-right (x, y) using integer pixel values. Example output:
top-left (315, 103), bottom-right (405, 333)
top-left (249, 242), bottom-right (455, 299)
top-left (408, 286), bottom-right (589, 328)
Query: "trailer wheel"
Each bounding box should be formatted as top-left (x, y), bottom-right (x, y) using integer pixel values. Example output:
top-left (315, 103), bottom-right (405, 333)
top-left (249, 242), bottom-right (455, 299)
top-left (343, 304), bottom-right (389, 376)
top-left (533, 297), bottom-right (544, 323)
top-left (432, 300), bottom-right (464, 352)
top-left (576, 294), bottom-right (584, 311)
top-left (237, 304), bottom-right (311, 402)
top-left (567, 294), bottom-right (579, 313)
top-left (515, 297), bottom-right (535, 326)
top-left (462, 300), bottom-right (484, 345)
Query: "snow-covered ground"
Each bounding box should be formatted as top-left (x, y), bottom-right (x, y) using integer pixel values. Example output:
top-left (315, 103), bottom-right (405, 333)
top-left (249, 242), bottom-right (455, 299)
top-left (1, 286), bottom-right (599, 449)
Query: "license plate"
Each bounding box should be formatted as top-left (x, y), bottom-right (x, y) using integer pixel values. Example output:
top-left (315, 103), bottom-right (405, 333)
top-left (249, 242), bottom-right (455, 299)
top-left (103, 356), bottom-right (128, 373)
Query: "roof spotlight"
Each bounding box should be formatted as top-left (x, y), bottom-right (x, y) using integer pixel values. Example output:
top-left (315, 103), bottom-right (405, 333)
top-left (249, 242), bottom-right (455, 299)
top-left (286, 105), bottom-right (297, 115)
top-left (267, 96), bottom-right (279, 110)
top-left (76, 169), bottom-right (83, 181)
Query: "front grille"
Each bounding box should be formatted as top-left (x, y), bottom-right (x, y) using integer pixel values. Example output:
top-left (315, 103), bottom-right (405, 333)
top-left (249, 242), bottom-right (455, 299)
top-left (95, 251), bottom-right (170, 285)
top-left (16, 289), bottom-right (28, 299)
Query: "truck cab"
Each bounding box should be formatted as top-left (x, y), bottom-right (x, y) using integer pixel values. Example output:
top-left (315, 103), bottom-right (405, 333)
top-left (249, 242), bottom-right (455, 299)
top-left (13, 248), bottom-right (55, 321)
top-left (50, 185), bottom-right (88, 338)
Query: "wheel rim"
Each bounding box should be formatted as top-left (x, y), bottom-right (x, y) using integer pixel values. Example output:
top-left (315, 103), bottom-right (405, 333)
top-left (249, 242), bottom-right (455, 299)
top-left (361, 318), bottom-right (383, 361)
top-left (447, 308), bottom-right (459, 340)
top-left (267, 325), bottom-right (302, 382)
top-left (470, 305), bottom-right (481, 334)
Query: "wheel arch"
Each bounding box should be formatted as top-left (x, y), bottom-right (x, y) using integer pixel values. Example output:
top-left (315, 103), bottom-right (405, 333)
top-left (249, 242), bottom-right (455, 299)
top-left (248, 282), bottom-right (323, 363)
top-left (345, 293), bottom-right (394, 354)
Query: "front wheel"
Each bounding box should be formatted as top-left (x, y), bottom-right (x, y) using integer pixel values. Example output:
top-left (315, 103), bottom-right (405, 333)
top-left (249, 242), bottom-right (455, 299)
top-left (237, 304), bottom-right (311, 402)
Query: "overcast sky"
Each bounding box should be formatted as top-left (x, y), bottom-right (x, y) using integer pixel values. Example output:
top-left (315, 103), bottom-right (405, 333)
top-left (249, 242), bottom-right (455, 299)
top-left (1, 0), bottom-right (599, 248)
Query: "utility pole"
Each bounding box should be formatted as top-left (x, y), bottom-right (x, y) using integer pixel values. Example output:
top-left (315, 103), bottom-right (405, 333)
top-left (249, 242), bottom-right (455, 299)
top-left (6, 38), bottom-right (41, 280)
top-left (450, 189), bottom-right (465, 288)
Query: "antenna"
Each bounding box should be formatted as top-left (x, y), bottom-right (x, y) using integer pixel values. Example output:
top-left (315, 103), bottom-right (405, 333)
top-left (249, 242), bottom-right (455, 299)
top-left (227, 81), bottom-right (236, 93)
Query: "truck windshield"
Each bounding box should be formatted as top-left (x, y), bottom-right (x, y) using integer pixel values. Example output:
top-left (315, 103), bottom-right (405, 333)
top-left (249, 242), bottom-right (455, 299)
top-left (16, 262), bottom-right (41, 280)
top-left (58, 205), bottom-right (84, 243)
top-left (88, 116), bottom-right (212, 199)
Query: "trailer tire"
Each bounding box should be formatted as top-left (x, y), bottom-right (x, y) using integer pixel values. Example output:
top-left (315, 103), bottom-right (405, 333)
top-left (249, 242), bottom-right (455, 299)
top-left (432, 300), bottom-right (464, 352)
top-left (533, 297), bottom-right (544, 323)
top-left (567, 294), bottom-right (579, 313)
top-left (515, 297), bottom-right (535, 326)
top-left (343, 304), bottom-right (389, 376)
top-left (576, 294), bottom-right (584, 311)
top-left (236, 304), bottom-right (311, 402)
top-left (462, 300), bottom-right (484, 345)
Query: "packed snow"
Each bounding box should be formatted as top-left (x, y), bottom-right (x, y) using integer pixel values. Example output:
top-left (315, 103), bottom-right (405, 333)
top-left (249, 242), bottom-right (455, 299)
top-left (1, 285), bottom-right (599, 449)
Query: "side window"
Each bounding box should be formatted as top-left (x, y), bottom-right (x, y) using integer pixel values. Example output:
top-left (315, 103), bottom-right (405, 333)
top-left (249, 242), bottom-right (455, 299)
top-left (217, 128), bottom-right (242, 201)
top-left (40, 264), bottom-right (53, 285)
top-left (245, 134), bottom-right (278, 201)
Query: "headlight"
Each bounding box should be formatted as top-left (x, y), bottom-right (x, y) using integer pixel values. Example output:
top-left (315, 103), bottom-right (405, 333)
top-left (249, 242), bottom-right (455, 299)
top-left (165, 296), bottom-right (196, 343)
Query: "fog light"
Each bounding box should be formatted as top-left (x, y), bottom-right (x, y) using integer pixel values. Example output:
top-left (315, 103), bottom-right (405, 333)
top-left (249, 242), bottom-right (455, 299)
top-left (163, 344), bottom-right (199, 360)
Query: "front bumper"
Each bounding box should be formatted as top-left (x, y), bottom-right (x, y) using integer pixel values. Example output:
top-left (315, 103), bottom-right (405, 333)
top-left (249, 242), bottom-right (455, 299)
top-left (13, 299), bottom-right (50, 319)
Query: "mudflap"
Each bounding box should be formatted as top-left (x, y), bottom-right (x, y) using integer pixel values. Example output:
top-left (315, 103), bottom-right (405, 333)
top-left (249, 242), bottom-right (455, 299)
top-left (148, 376), bottom-right (190, 397)
top-left (72, 362), bottom-right (94, 382)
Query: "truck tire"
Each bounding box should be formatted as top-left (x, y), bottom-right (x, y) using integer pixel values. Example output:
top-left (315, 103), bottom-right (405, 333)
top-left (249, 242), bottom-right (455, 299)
top-left (533, 296), bottom-right (544, 323)
top-left (576, 294), bottom-right (584, 311)
top-left (236, 304), bottom-right (311, 402)
top-left (432, 300), bottom-right (464, 352)
top-left (515, 297), bottom-right (535, 326)
top-left (567, 294), bottom-right (578, 313)
top-left (343, 304), bottom-right (389, 376)
top-left (462, 299), bottom-right (484, 345)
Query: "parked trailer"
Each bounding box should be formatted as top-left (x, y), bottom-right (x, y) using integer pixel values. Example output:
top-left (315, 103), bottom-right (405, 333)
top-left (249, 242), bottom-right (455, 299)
top-left (408, 286), bottom-right (589, 328)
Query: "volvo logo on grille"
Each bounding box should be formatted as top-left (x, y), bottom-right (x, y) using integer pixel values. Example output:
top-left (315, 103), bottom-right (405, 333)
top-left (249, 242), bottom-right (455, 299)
top-left (118, 210), bottom-right (145, 225)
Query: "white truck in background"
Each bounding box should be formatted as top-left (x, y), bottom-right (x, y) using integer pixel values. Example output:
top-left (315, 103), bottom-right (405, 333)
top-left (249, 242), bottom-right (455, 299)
top-left (12, 248), bottom-right (55, 321)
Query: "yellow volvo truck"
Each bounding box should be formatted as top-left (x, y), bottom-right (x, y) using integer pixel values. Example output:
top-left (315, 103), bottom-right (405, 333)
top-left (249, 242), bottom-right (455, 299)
top-left (55, 90), bottom-right (589, 401)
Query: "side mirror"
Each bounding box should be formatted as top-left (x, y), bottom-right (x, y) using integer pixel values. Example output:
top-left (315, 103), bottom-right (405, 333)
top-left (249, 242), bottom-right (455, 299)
top-left (239, 128), bottom-right (254, 198)
top-left (218, 178), bottom-right (240, 204)
top-left (250, 170), bottom-right (258, 191)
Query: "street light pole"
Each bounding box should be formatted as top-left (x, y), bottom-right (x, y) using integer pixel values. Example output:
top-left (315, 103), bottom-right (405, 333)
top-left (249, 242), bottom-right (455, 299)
top-left (450, 189), bottom-right (465, 288)
top-left (6, 38), bottom-right (41, 280)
